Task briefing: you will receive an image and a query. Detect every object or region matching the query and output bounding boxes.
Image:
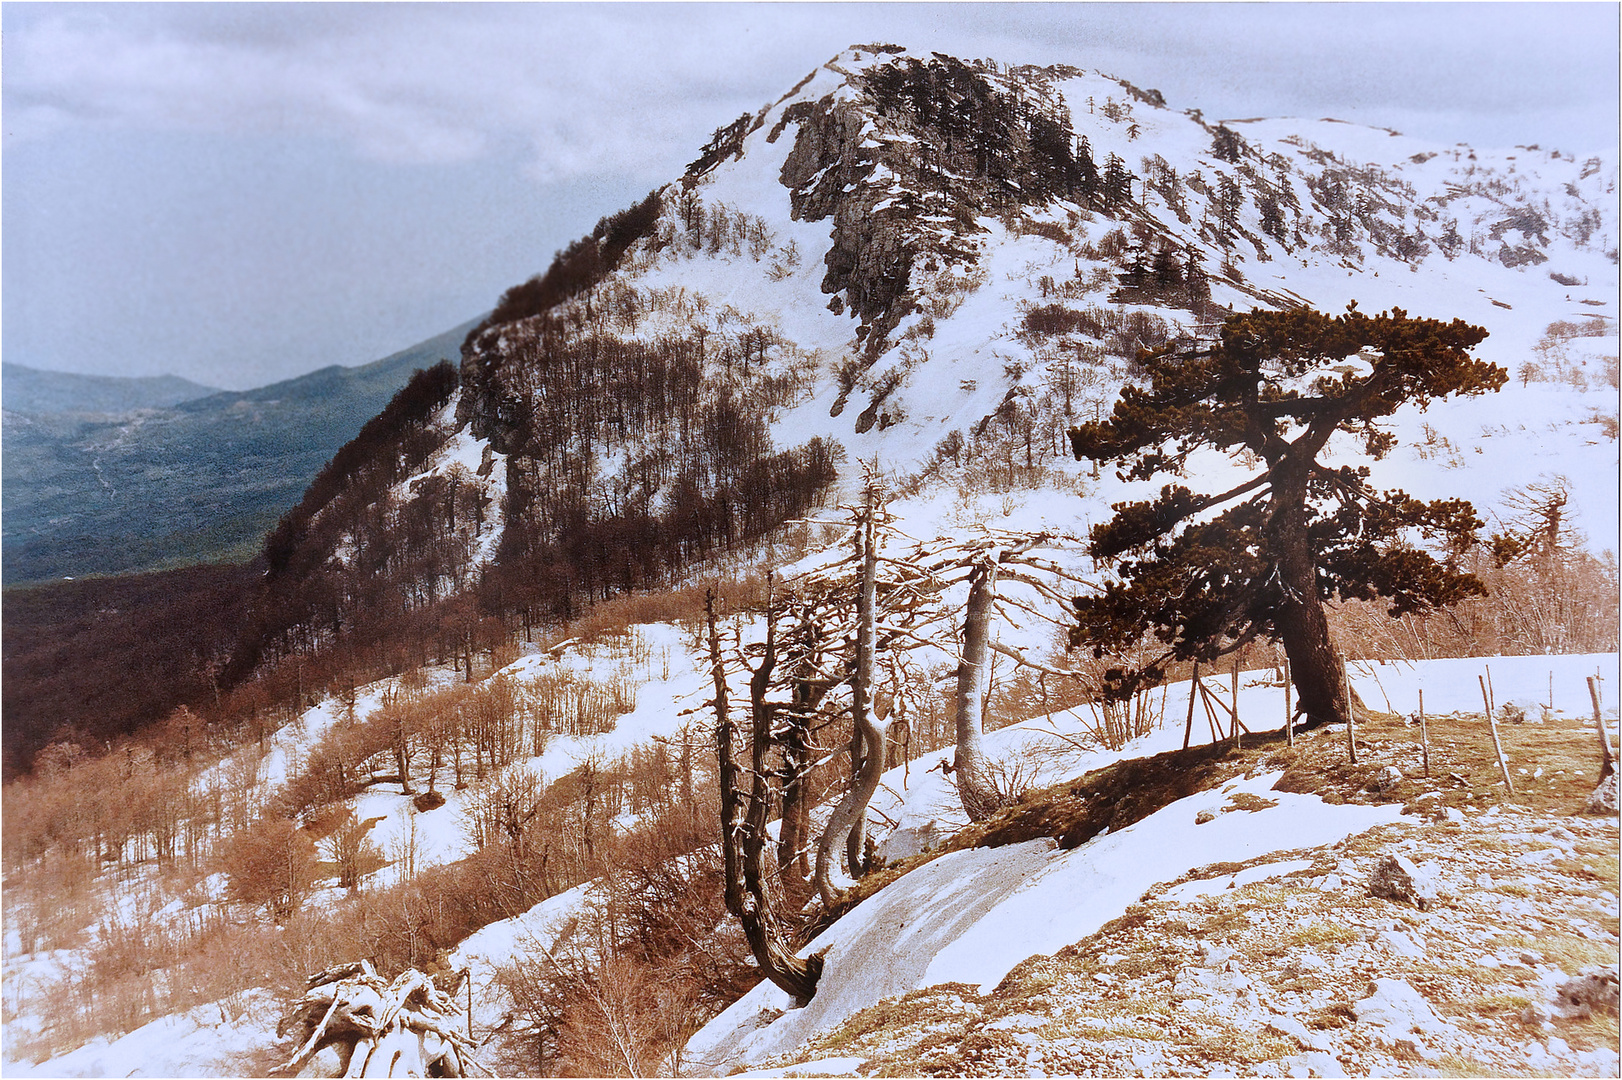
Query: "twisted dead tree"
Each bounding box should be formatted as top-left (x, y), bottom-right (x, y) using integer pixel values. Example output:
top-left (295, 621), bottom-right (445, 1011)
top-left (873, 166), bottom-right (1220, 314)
top-left (706, 586), bottom-right (823, 1003)
top-left (791, 511), bottom-right (1095, 840)
top-left (811, 486), bottom-right (889, 907)
top-left (275, 960), bottom-right (492, 1078)
top-left (703, 490), bottom-right (1096, 1001)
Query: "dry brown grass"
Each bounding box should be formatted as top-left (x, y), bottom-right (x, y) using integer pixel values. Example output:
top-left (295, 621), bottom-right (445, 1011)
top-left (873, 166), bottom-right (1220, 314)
top-left (1272, 705), bottom-right (1615, 818)
top-left (818, 697), bottom-right (1616, 934)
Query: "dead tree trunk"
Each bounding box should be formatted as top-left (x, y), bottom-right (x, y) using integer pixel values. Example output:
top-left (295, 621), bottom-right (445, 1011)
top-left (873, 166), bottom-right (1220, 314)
top-left (953, 553), bottom-right (1002, 821)
top-left (777, 703), bottom-right (814, 887)
top-left (845, 495), bottom-right (882, 877)
top-left (707, 590), bottom-right (822, 1003)
top-left (394, 720), bottom-right (416, 797)
top-left (275, 961), bottom-right (488, 1078)
top-left (816, 496), bottom-right (888, 905)
top-left (778, 605), bottom-right (830, 891)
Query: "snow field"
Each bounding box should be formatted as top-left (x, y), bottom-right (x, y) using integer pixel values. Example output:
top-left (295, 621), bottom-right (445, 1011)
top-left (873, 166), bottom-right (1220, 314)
top-left (2, 991), bottom-right (285, 1079)
top-left (8, 627), bottom-right (1615, 1075)
top-left (685, 767), bottom-right (1403, 1072)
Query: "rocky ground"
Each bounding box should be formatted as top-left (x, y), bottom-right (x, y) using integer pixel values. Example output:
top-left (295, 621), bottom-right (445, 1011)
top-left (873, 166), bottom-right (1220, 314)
top-left (751, 712), bottom-right (1622, 1077)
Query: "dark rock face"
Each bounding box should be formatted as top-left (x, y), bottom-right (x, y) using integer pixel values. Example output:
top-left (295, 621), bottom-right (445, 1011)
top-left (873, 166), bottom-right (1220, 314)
top-left (766, 52), bottom-right (1121, 398)
top-left (774, 96), bottom-right (916, 355)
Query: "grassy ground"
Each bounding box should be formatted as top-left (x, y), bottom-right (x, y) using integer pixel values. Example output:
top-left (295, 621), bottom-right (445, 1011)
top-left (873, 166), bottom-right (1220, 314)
top-left (782, 703), bottom-right (1619, 1076)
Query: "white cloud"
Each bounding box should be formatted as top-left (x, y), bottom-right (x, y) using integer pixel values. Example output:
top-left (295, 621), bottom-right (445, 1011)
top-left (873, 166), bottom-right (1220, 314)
top-left (2, 2), bottom-right (1615, 388)
top-left (8, 4), bottom-right (1614, 177)
top-left (3, 5), bottom-right (830, 176)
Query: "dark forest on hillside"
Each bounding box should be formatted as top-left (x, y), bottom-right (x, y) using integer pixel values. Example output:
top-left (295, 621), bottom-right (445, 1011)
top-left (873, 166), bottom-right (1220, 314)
top-left (2, 565), bottom-right (258, 780)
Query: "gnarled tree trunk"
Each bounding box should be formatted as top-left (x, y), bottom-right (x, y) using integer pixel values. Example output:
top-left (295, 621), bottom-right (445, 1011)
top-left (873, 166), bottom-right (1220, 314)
top-left (707, 590), bottom-right (821, 1003)
top-left (1269, 458), bottom-right (1349, 731)
top-left (953, 554), bottom-right (1002, 821)
top-left (815, 495), bottom-right (886, 905)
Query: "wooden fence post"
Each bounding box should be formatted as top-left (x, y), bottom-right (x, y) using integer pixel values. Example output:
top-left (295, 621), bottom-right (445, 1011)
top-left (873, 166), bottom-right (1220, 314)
top-left (1418, 688), bottom-right (1429, 779)
top-left (1232, 657), bottom-right (1242, 749)
top-left (1344, 661), bottom-right (1357, 765)
top-left (1284, 660), bottom-right (1293, 748)
top-left (1479, 673), bottom-right (1514, 795)
top-left (1589, 676), bottom-right (1614, 781)
top-left (1183, 660), bottom-right (1199, 750)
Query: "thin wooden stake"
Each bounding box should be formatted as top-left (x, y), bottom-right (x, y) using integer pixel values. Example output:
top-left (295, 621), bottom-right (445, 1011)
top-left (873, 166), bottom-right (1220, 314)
top-left (1231, 657), bottom-right (1242, 749)
top-left (1201, 680), bottom-right (1221, 744)
top-left (1183, 660), bottom-right (1199, 750)
top-left (1589, 676), bottom-right (1615, 781)
top-left (1479, 673), bottom-right (1514, 795)
top-left (1418, 688), bottom-right (1429, 779)
top-left (1344, 661), bottom-right (1358, 764)
top-left (1283, 660), bottom-right (1293, 747)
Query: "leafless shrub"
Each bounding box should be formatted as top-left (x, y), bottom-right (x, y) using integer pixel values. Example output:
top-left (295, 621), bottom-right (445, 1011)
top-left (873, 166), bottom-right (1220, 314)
top-left (218, 814), bottom-right (319, 922)
top-left (1328, 547), bottom-right (1619, 660)
top-left (982, 745), bottom-right (1045, 806)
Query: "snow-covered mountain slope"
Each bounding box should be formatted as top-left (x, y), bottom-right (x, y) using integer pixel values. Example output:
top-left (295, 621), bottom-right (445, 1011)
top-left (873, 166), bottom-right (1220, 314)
top-left (5, 43), bottom-right (1618, 1080)
top-left (680, 46), bottom-right (1617, 539)
top-left (284, 43), bottom-right (1615, 629)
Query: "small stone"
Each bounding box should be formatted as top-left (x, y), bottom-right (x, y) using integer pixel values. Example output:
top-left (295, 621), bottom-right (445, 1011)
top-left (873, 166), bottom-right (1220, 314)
top-left (1584, 770), bottom-right (1618, 815)
top-left (1355, 978), bottom-right (1452, 1053)
top-left (1519, 1001), bottom-right (1552, 1026)
top-left (1373, 765), bottom-right (1403, 792)
top-left (1380, 929), bottom-right (1424, 958)
top-left (1369, 854), bottom-right (1438, 911)
top-left (1195, 808), bottom-right (1219, 825)
top-left (1266, 1014), bottom-right (1330, 1053)
top-left (1555, 966), bottom-right (1621, 1018)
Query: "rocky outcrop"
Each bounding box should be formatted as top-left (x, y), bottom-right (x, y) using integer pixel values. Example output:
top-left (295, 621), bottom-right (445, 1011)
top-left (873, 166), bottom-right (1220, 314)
top-left (1556, 966), bottom-right (1621, 1019)
top-left (773, 95), bottom-right (916, 356)
top-left (1367, 853), bottom-right (1438, 910)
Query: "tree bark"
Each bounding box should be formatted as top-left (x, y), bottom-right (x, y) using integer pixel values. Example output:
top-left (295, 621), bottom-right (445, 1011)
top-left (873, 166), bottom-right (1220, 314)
top-left (778, 602), bottom-right (829, 889)
top-left (707, 590), bottom-right (821, 1003)
top-left (816, 493), bottom-right (887, 904)
top-left (953, 554), bottom-right (1002, 821)
top-left (1269, 459), bottom-right (1349, 730)
top-left (777, 706), bottom-right (813, 887)
top-left (394, 723), bottom-right (415, 797)
top-left (846, 498), bottom-right (881, 877)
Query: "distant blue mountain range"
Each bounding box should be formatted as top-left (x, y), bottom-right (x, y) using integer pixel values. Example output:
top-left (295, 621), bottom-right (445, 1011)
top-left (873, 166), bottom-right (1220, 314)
top-left (2, 317), bottom-right (482, 583)
top-left (3, 363), bottom-right (221, 414)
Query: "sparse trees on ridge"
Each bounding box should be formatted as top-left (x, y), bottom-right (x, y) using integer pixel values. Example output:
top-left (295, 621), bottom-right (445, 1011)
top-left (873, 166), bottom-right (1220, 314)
top-left (1069, 304), bottom-right (1505, 729)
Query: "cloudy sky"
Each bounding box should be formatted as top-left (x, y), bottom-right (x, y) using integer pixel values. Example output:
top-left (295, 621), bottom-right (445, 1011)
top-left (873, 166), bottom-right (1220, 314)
top-left (4, 3), bottom-right (1617, 390)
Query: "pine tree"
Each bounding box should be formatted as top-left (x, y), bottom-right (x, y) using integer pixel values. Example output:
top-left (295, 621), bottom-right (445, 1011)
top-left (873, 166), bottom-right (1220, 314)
top-left (1102, 153), bottom-right (1133, 212)
top-left (1211, 124), bottom-right (1245, 163)
top-left (1068, 305), bottom-right (1505, 730)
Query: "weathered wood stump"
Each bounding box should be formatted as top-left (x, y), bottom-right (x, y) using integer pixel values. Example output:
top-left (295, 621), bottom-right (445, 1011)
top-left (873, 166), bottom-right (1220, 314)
top-left (274, 960), bottom-right (491, 1078)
